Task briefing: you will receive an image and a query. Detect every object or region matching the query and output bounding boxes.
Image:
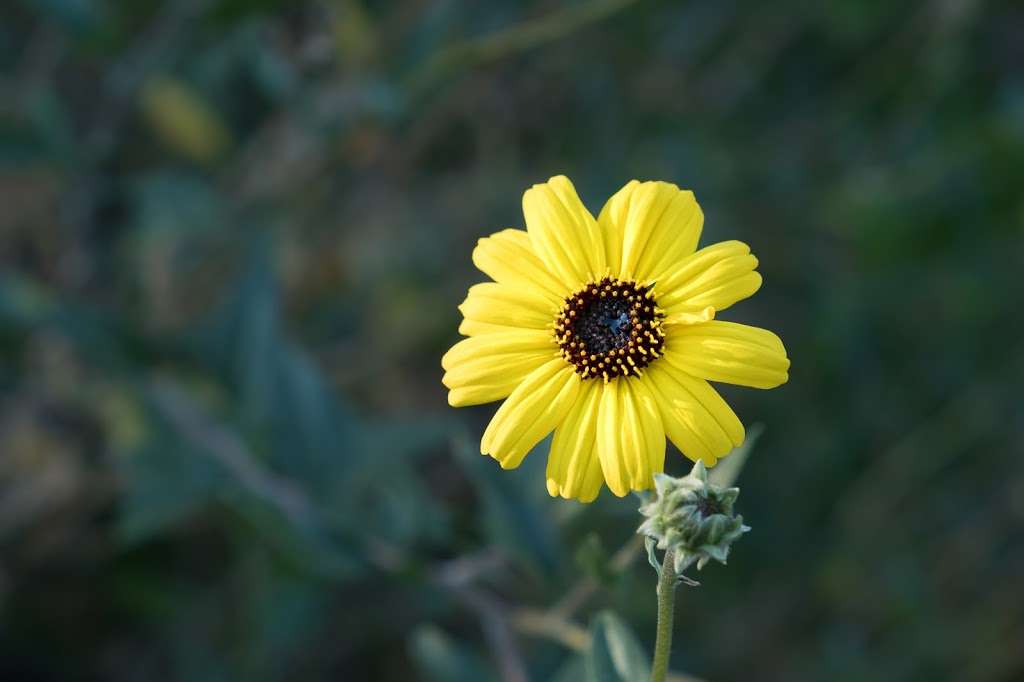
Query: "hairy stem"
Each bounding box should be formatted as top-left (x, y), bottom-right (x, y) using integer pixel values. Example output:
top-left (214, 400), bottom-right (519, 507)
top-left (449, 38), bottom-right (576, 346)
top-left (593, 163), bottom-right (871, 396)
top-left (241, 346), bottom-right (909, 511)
top-left (650, 548), bottom-right (677, 682)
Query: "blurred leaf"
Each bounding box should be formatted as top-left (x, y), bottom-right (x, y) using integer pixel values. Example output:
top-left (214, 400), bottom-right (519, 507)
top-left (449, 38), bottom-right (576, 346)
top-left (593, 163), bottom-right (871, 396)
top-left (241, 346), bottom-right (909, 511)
top-left (708, 423), bottom-right (764, 488)
top-left (409, 625), bottom-right (497, 682)
top-left (0, 275), bottom-right (56, 327)
top-left (25, 0), bottom-right (103, 33)
top-left (585, 610), bottom-right (650, 682)
top-left (193, 240), bottom-right (452, 551)
top-left (196, 237), bottom-right (355, 484)
top-left (334, 0), bottom-right (378, 65)
top-left (190, 22), bottom-right (298, 113)
top-left (229, 554), bottom-right (331, 681)
top-left (199, 236), bottom-right (279, 421)
top-left (0, 274), bottom-right (138, 372)
top-left (340, 449), bottom-right (452, 548)
top-left (116, 417), bottom-right (228, 545)
top-left (140, 76), bottom-right (231, 164)
top-left (95, 384), bottom-right (148, 453)
top-left (455, 433), bottom-right (561, 572)
top-left (265, 345), bottom-right (349, 479)
top-left (24, 86), bottom-right (75, 160)
top-left (551, 655), bottom-right (588, 682)
top-left (119, 380), bottom-right (364, 576)
top-left (134, 171), bottom-right (224, 234)
top-left (226, 490), bottom-right (362, 580)
top-left (575, 532), bottom-right (616, 585)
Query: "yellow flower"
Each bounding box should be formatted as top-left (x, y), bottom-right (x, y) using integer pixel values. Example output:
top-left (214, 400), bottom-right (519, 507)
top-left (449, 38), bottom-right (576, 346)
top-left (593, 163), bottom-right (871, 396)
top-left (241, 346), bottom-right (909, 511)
top-left (442, 176), bottom-right (789, 502)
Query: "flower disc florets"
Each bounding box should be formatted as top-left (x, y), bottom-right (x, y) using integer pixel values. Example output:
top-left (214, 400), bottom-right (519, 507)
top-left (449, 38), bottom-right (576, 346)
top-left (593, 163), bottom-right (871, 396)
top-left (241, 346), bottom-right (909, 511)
top-left (637, 460), bottom-right (749, 574)
top-left (554, 276), bottom-right (666, 382)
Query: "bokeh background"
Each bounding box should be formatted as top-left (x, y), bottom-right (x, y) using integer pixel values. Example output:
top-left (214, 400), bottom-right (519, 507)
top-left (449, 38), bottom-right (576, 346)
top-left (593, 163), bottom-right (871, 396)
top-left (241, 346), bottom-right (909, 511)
top-left (2, 0), bottom-right (1023, 680)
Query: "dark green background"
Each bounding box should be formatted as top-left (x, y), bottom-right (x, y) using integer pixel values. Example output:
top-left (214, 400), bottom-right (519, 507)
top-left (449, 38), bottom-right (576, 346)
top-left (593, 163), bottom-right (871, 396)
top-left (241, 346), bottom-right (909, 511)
top-left (1, 0), bottom-right (1022, 680)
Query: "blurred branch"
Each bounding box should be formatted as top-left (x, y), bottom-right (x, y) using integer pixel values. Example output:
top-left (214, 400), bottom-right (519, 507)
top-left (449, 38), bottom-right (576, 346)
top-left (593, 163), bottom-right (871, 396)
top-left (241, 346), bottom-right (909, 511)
top-left (518, 526), bottom-right (718, 681)
top-left (148, 379), bottom-right (704, 682)
top-left (511, 607), bottom-right (589, 651)
top-left (551, 534), bottom-right (643, 620)
top-left (434, 548), bottom-right (509, 588)
top-left (435, 551), bottom-right (530, 682)
top-left (406, 0), bottom-right (640, 96)
top-left (450, 586), bottom-right (530, 682)
top-left (148, 381), bottom-right (314, 527)
top-left (150, 381), bottom-right (528, 678)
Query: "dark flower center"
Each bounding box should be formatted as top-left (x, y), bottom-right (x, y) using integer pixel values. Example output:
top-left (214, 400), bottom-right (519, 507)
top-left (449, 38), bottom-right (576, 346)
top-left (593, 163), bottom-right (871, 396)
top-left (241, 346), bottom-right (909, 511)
top-left (696, 495), bottom-right (722, 518)
top-left (554, 277), bottom-right (665, 381)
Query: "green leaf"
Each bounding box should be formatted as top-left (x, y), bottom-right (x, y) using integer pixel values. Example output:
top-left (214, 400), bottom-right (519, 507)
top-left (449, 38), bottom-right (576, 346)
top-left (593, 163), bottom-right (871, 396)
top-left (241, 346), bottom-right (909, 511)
top-left (454, 433), bottom-right (561, 572)
top-left (575, 532), bottom-right (615, 585)
top-left (585, 611), bottom-right (650, 682)
top-left (225, 491), bottom-right (362, 581)
top-left (193, 237), bottom-right (356, 485)
top-left (644, 536), bottom-right (662, 578)
top-left (134, 171), bottom-right (224, 235)
top-left (115, 417), bottom-right (228, 545)
top-left (708, 423), bottom-right (764, 488)
top-left (410, 625), bottom-right (497, 682)
top-left (551, 655), bottom-right (588, 682)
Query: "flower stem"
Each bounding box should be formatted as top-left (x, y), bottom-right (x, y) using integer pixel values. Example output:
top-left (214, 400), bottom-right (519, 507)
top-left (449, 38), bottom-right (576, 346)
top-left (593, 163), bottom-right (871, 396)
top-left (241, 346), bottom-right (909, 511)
top-left (650, 548), bottom-right (677, 682)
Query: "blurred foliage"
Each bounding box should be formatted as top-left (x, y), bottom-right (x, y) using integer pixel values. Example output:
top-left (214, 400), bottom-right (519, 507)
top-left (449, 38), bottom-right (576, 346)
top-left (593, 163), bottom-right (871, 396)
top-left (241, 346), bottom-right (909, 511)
top-left (1, 0), bottom-right (1023, 681)
top-left (585, 611), bottom-right (649, 682)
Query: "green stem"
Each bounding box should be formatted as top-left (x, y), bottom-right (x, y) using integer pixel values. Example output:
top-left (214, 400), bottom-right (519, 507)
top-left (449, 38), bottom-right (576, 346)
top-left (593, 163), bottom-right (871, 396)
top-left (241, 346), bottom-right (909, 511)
top-left (650, 548), bottom-right (677, 682)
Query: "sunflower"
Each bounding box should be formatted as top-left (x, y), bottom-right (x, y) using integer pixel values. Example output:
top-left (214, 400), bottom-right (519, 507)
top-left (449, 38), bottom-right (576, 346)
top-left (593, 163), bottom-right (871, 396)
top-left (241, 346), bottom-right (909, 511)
top-left (442, 176), bottom-right (789, 502)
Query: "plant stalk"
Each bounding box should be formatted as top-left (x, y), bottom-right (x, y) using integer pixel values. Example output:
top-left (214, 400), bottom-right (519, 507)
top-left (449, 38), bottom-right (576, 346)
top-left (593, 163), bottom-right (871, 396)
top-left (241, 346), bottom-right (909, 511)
top-left (650, 548), bottom-right (677, 682)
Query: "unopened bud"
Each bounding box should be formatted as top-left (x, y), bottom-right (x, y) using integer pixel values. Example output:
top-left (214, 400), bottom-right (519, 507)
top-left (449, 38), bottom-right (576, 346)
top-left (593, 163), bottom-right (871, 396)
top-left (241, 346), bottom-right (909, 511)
top-left (637, 460), bottom-right (750, 575)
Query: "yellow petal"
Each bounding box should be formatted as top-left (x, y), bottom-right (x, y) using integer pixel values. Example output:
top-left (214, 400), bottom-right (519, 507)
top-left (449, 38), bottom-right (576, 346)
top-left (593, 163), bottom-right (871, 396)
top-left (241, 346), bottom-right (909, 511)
top-left (656, 241), bottom-right (761, 313)
top-left (481, 358), bottom-right (580, 469)
top-left (546, 380), bottom-right (604, 502)
top-left (442, 330), bottom-right (557, 406)
top-left (442, 329), bottom-right (554, 371)
top-left (662, 305), bottom-right (715, 327)
top-left (644, 363), bottom-right (744, 466)
top-left (641, 191), bottom-right (704, 283)
top-left (596, 379), bottom-right (630, 496)
top-left (458, 319), bottom-right (524, 337)
top-left (618, 381), bottom-right (645, 491)
top-left (618, 182), bottom-right (676, 280)
top-left (447, 384), bottom-right (522, 408)
top-left (596, 180), bottom-right (636, 277)
top-left (620, 183), bottom-right (702, 281)
top-left (472, 228), bottom-right (567, 302)
top-left (597, 181), bottom-right (703, 281)
top-left (523, 176), bottom-right (605, 290)
top-left (663, 321), bottom-right (789, 389)
top-left (628, 377), bottom-right (667, 482)
top-left (595, 378), bottom-right (664, 496)
top-left (458, 282), bottom-right (555, 331)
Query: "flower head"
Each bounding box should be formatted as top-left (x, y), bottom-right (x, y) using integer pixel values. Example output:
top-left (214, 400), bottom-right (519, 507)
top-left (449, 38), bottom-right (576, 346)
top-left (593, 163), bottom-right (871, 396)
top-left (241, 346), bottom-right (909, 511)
top-left (442, 176), bottom-right (789, 501)
top-left (637, 460), bottom-right (749, 573)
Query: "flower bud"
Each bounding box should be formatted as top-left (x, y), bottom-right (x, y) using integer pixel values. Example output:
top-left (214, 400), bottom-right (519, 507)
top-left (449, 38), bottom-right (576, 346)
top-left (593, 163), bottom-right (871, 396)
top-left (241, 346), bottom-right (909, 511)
top-left (637, 460), bottom-right (750, 575)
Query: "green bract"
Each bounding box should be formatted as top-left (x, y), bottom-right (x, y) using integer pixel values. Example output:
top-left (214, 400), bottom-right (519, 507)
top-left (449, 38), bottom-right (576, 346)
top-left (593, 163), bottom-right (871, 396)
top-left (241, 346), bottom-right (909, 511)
top-left (637, 460), bottom-right (750, 575)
